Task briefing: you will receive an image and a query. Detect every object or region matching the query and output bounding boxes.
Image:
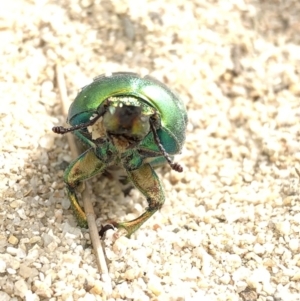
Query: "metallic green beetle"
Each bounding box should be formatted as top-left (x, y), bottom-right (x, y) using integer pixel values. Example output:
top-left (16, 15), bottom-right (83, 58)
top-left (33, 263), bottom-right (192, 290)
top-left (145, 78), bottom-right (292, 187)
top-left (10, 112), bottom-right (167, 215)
top-left (53, 72), bottom-right (187, 237)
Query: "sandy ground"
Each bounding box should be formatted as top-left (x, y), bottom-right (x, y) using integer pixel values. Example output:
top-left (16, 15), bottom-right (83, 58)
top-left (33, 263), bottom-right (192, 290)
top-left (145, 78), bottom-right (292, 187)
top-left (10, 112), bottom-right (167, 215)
top-left (1, 0), bottom-right (300, 300)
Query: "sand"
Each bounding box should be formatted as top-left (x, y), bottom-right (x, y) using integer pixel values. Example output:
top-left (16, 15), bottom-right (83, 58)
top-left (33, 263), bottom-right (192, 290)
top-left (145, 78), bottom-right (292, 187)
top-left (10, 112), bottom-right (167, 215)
top-left (1, 0), bottom-right (300, 300)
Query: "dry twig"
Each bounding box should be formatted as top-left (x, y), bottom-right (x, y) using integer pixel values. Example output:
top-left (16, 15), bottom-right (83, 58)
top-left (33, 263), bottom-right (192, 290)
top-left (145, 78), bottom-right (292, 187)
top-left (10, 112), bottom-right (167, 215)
top-left (55, 63), bottom-right (112, 294)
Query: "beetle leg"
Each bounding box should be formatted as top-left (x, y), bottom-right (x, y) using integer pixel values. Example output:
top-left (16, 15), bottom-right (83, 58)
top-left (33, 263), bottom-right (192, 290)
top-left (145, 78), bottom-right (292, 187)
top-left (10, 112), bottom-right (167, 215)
top-left (64, 148), bottom-right (106, 227)
top-left (112, 163), bottom-right (165, 237)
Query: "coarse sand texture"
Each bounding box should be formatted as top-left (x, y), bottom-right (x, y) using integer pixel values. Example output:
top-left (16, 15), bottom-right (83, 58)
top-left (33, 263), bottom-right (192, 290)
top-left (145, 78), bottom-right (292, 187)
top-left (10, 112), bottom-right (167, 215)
top-left (1, 1), bottom-right (300, 300)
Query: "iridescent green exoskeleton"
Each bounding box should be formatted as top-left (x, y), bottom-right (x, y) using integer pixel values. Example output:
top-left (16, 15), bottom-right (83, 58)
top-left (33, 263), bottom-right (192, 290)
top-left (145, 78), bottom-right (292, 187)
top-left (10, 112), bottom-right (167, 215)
top-left (53, 72), bottom-right (187, 237)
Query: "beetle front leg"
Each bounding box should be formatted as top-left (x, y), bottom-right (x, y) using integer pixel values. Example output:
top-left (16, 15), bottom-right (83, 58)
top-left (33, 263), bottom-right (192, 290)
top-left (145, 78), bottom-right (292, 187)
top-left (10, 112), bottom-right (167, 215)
top-left (64, 148), bottom-right (107, 228)
top-left (112, 163), bottom-right (165, 237)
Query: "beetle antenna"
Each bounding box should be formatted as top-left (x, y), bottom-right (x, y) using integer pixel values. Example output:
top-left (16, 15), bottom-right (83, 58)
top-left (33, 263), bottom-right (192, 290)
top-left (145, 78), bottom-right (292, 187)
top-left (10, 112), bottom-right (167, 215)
top-left (52, 106), bottom-right (107, 135)
top-left (150, 121), bottom-right (183, 173)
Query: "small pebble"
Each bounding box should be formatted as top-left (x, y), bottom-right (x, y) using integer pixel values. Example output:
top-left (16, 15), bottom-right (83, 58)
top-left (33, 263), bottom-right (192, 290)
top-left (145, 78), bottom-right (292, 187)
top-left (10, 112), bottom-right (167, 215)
top-left (8, 235), bottom-right (19, 245)
top-left (0, 259), bottom-right (7, 273)
top-left (14, 279), bottom-right (28, 298)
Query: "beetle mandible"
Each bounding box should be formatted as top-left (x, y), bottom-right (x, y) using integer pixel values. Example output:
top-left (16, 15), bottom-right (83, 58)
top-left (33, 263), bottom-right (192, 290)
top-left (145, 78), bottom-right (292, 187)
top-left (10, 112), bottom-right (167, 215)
top-left (53, 72), bottom-right (188, 237)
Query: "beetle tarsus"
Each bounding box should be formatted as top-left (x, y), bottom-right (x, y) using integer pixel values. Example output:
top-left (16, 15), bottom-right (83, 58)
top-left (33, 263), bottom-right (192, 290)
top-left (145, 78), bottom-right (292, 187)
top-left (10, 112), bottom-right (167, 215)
top-left (99, 223), bottom-right (116, 238)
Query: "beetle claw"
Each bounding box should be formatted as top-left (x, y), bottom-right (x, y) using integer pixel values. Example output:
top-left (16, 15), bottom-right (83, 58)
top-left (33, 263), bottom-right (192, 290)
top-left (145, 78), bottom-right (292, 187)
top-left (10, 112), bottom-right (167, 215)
top-left (99, 223), bottom-right (116, 238)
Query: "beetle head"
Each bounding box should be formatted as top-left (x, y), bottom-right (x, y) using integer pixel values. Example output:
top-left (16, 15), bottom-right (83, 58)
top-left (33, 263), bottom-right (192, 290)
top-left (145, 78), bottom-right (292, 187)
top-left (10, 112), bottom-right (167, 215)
top-left (103, 96), bottom-right (156, 151)
top-left (52, 95), bottom-right (183, 173)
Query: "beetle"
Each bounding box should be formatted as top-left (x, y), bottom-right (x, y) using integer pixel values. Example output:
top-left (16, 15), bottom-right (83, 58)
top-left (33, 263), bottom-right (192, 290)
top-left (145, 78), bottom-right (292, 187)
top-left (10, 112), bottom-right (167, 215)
top-left (52, 72), bottom-right (187, 237)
